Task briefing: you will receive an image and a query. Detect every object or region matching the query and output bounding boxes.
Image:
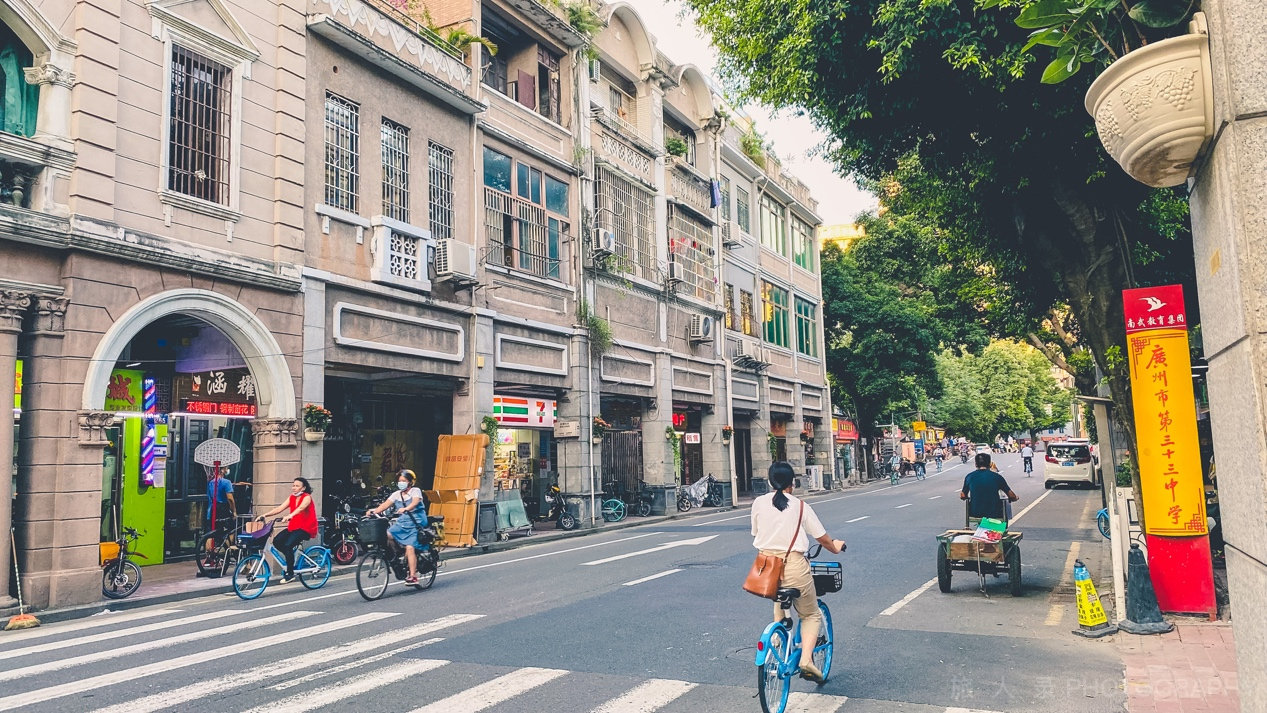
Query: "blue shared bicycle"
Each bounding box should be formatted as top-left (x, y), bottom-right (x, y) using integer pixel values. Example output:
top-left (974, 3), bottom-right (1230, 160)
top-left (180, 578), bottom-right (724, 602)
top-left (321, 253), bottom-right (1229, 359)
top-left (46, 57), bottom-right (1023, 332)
top-left (231, 520), bottom-right (332, 600)
top-left (755, 545), bottom-right (843, 713)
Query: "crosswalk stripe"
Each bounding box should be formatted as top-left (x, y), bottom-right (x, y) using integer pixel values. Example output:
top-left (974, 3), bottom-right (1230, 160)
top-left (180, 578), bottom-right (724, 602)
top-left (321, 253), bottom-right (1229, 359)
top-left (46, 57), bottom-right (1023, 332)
top-left (271, 637), bottom-right (446, 691)
top-left (591, 679), bottom-right (697, 712)
top-left (786, 691), bottom-right (849, 713)
top-left (0, 612), bottom-right (398, 711)
top-left (0, 610), bottom-right (314, 683)
top-left (0, 609), bottom-right (247, 660)
top-left (408, 667), bottom-right (569, 712)
top-left (244, 659), bottom-right (450, 713)
top-left (0, 608), bottom-right (182, 644)
top-left (92, 613), bottom-right (476, 713)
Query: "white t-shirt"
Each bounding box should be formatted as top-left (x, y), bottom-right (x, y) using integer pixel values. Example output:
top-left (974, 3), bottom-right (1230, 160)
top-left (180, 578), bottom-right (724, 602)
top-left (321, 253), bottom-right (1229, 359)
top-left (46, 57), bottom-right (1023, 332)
top-left (390, 487), bottom-right (423, 512)
top-left (1021, 447), bottom-right (1034, 458)
top-left (751, 493), bottom-right (826, 554)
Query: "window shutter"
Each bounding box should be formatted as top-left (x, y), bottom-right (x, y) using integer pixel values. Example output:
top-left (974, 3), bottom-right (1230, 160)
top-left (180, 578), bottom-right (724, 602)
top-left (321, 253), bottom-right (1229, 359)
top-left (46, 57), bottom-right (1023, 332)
top-left (517, 70), bottom-right (536, 110)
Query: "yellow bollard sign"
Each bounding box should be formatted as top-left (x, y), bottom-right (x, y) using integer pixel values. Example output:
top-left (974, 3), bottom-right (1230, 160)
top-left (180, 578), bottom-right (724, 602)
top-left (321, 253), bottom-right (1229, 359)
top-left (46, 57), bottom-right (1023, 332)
top-left (1072, 559), bottom-right (1117, 638)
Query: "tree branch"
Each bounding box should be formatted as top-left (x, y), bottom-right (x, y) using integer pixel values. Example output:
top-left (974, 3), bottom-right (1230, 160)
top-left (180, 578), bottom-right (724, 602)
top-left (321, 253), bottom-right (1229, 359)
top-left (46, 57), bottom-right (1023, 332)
top-left (1028, 332), bottom-right (1074, 376)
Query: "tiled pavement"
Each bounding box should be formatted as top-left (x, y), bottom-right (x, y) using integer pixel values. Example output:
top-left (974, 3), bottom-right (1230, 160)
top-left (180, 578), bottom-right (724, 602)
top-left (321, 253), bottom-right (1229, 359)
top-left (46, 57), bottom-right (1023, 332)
top-left (1120, 623), bottom-right (1240, 713)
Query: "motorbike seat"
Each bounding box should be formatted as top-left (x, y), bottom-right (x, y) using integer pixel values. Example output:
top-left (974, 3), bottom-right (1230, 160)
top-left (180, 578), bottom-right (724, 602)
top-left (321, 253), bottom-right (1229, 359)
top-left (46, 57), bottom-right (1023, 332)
top-left (428, 515), bottom-right (445, 525)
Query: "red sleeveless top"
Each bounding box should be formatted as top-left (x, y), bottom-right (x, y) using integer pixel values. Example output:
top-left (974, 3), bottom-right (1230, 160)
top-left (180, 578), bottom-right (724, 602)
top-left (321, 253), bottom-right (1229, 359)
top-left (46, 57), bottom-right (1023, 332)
top-left (287, 494), bottom-right (318, 537)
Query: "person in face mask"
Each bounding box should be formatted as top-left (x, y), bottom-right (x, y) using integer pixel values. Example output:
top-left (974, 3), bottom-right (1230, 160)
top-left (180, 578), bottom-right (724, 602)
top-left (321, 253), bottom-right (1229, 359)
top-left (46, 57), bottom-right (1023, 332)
top-left (367, 469), bottom-right (427, 584)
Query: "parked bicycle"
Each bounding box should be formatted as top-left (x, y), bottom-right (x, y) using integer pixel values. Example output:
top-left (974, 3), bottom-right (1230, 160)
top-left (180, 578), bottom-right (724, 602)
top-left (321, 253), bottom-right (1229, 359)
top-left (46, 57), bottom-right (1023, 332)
top-left (102, 527), bottom-right (145, 599)
top-left (231, 520), bottom-right (332, 601)
top-left (194, 516), bottom-right (244, 578)
top-left (631, 482), bottom-right (655, 517)
top-left (355, 513), bottom-right (442, 600)
top-left (599, 482), bottom-right (627, 523)
top-left (755, 544), bottom-right (843, 713)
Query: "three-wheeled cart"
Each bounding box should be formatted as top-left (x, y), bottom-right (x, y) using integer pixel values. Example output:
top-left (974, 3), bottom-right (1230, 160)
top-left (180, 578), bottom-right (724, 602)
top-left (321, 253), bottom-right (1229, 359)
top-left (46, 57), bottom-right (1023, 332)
top-left (935, 527), bottom-right (1023, 596)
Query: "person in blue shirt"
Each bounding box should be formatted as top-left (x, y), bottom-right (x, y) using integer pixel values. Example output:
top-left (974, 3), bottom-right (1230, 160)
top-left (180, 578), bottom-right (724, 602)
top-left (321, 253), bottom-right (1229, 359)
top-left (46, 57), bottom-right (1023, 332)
top-left (959, 453), bottom-right (1018, 520)
top-left (203, 471), bottom-right (237, 556)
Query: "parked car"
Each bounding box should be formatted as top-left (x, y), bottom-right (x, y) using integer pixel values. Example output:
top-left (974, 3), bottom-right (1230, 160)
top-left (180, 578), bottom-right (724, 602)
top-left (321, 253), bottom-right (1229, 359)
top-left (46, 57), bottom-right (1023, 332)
top-left (974, 443), bottom-right (992, 455)
top-left (1044, 441), bottom-right (1096, 488)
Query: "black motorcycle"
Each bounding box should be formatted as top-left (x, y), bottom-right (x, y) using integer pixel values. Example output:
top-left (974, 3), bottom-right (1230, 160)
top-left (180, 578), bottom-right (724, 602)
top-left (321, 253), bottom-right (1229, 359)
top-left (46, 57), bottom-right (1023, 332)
top-left (323, 493), bottom-right (363, 565)
top-left (542, 483), bottom-right (579, 530)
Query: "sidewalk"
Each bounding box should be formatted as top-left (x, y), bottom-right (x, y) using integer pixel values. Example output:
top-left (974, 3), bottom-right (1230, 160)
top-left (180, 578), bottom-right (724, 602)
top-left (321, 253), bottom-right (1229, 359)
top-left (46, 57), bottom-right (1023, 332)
top-left (1119, 621), bottom-right (1240, 713)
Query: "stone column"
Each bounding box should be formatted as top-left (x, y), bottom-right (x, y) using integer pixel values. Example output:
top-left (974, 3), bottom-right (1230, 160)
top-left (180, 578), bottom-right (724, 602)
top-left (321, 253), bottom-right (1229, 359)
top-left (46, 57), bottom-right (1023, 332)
top-left (23, 63), bottom-right (75, 152)
top-left (786, 385), bottom-right (807, 488)
top-left (250, 418), bottom-right (299, 513)
top-left (452, 312), bottom-right (495, 499)
top-left (642, 352), bottom-right (675, 513)
top-left (558, 332), bottom-right (596, 524)
top-left (15, 297), bottom-right (99, 609)
top-left (300, 279), bottom-right (326, 509)
top-left (0, 290), bottom-right (30, 607)
top-left (1187, 1), bottom-right (1267, 706)
top-left (700, 364), bottom-right (731, 499)
top-left (751, 376), bottom-right (774, 492)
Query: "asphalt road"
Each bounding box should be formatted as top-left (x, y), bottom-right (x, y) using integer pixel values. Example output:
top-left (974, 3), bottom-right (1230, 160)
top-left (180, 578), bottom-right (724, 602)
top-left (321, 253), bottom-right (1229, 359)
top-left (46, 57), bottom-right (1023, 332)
top-left (0, 453), bottom-right (1122, 713)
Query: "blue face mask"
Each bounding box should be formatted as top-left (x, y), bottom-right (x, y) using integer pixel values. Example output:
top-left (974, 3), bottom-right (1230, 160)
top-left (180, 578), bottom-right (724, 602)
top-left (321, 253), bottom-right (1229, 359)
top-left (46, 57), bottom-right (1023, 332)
top-left (397, 481), bottom-right (409, 491)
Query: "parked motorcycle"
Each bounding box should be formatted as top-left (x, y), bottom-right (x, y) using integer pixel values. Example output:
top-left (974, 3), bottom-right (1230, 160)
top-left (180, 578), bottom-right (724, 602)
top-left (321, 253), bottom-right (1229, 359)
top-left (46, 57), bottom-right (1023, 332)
top-left (542, 483), bottom-right (579, 530)
top-left (677, 475), bottom-right (713, 512)
top-left (323, 492), bottom-right (363, 565)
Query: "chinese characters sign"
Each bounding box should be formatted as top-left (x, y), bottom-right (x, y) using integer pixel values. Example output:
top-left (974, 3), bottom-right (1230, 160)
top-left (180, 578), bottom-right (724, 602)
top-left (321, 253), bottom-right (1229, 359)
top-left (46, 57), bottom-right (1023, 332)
top-left (105, 368), bottom-right (144, 412)
top-left (174, 368), bottom-right (256, 412)
top-left (1123, 285), bottom-right (1206, 536)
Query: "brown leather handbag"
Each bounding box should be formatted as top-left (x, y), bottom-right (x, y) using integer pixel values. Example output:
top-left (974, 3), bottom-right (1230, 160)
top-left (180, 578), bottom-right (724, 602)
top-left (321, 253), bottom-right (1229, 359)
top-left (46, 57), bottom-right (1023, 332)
top-left (742, 501), bottom-right (803, 599)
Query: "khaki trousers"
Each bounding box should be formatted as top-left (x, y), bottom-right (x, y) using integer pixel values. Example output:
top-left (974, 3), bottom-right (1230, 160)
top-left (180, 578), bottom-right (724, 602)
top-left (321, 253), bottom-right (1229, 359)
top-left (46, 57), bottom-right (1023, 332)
top-left (760, 550), bottom-right (821, 666)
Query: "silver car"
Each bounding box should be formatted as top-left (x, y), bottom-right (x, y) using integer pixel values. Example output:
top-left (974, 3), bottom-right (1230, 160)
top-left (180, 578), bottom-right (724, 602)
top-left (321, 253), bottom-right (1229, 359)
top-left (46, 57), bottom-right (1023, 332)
top-left (1043, 442), bottom-right (1096, 488)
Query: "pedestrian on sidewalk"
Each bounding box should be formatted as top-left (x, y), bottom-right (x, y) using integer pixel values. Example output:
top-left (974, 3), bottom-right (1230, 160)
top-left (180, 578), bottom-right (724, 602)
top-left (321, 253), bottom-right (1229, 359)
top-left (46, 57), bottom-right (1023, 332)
top-left (204, 467), bottom-right (237, 556)
top-left (256, 477), bottom-right (318, 583)
top-left (750, 462), bottom-right (846, 684)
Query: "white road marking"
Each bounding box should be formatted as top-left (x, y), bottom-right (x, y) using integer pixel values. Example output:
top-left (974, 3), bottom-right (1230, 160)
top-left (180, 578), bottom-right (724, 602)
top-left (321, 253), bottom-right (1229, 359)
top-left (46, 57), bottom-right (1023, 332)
top-left (0, 612), bottom-right (398, 711)
top-left (622, 569), bottom-right (683, 586)
top-left (845, 516), bottom-right (869, 523)
top-left (895, 504), bottom-right (912, 509)
top-left (944, 708), bottom-right (1005, 713)
top-left (0, 608), bottom-right (181, 644)
top-left (879, 579), bottom-right (937, 617)
top-left (581, 535), bottom-right (718, 566)
top-left (591, 678), bottom-right (698, 712)
top-left (1046, 541), bottom-right (1082, 626)
top-left (929, 495), bottom-right (943, 500)
top-left (245, 659), bottom-right (449, 713)
top-left (272, 637), bottom-right (446, 690)
top-left (690, 512), bottom-right (750, 526)
top-left (408, 667), bottom-right (569, 712)
top-left (92, 613), bottom-right (474, 713)
top-left (438, 532), bottom-right (664, 576)
top-left (0, 610), bottom-right (315, 682)
top-left (0, 608), bottom-right (246, 660)
top-left (786, 691), bottom-right (850, 712)
top-left (1008, 488), bottom-right (1053, 524)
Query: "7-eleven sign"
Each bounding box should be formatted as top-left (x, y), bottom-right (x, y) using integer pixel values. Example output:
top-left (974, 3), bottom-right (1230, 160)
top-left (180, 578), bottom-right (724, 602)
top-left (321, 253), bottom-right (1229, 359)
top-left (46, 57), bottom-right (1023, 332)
top-left (492, 395), bottom-right (558, 427)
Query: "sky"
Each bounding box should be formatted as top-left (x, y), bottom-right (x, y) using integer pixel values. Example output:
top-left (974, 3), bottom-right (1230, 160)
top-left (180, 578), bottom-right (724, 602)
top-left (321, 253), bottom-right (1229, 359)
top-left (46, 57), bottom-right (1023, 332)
top-left (630, 0), bottom-right (878, 226)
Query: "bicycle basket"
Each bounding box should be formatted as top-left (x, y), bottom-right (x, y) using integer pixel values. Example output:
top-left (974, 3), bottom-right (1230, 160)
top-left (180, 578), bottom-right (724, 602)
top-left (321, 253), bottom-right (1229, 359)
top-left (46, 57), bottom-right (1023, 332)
top-left (238, 523), bottom-right (273, 551)
top-left (358, 518), bottom-right (388, 546)
top-left (811, 561), bottom-right (843, 596)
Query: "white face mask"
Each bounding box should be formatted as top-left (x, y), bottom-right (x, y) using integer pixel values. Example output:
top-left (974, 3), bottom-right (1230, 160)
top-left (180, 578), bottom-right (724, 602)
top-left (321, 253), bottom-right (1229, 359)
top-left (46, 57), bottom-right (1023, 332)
top-left (397, 481), bottom-right (409, 491)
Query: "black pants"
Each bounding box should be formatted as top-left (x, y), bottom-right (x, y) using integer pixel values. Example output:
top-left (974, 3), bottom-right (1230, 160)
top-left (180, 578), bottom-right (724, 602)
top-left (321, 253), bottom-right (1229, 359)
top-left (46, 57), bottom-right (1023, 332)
top-left (273, 529), bottom-right (308, 575)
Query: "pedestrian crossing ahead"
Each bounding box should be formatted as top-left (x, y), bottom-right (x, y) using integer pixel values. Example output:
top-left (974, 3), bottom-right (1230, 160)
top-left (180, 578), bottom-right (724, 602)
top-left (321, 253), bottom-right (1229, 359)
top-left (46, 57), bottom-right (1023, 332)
top-left (0, 605), bottom-right (999, 713)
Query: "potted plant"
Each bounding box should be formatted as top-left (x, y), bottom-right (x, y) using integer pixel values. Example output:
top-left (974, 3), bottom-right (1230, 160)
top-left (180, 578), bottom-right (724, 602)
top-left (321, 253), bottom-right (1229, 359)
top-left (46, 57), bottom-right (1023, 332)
top-left (592, 416), bottom-right (611, 444)
top-left (767, 432), bottom-right (780, 460)
top-left (302, 403), bottom-right (332, 442)
top-left (799, 429), bottom-right (813, 445)
top-left (665, 136), bottom-right (688, 160)
top-left (1005, 0), bottom-right (1212, 187)
top-left (721, 425), bottom-right (734, 446)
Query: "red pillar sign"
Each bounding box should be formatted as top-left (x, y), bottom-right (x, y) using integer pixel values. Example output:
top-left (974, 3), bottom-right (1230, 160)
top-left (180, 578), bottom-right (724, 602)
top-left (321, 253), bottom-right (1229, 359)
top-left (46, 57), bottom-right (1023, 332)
top-left (1122, 285), bottom-right (1215, 616)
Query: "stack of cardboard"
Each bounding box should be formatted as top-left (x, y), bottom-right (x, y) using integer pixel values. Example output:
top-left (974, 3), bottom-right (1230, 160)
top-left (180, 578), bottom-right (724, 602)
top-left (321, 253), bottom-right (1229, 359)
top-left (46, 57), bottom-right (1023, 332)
top-left (426, 434), bottom-right (488, 547)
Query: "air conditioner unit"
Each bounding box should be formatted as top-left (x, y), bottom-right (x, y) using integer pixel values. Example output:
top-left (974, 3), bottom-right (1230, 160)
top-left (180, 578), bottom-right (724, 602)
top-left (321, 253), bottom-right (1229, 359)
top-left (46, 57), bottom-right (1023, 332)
top-left (436, 239), bottom-right (478, 283)
top-left (733, 340), bottom-right (754, 361)
top-left (721, 222), bottom-right (743, 249)
top-left (589, 57), bottom-right (601, 82)
top-left (667, 262), bottom-right (685, 284)
top-left (689, 314), bottom-right (714, 342)
top-left (592, 228), bottom-right (617, 257)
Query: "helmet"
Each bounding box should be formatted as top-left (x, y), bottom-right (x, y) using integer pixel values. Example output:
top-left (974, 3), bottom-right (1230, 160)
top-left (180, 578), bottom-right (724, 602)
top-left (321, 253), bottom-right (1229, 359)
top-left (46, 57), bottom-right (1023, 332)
top-left (398, 469), bottom-right (416, 485)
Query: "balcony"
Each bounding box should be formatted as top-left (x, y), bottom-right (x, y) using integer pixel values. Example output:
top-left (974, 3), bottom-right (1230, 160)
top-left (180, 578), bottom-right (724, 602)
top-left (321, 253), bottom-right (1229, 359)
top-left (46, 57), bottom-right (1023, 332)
top-left (667, 160), bottom-right (714, 221)
top-left (0, 131), bottom-right (74, 213)
top-left (370, 216), bottom-right (433, 293)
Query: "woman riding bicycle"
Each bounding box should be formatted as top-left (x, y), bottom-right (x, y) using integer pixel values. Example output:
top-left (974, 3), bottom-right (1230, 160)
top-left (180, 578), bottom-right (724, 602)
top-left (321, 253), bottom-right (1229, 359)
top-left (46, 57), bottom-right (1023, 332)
top-left (750, 462), bottom-right (845, 684)
top-left (255, 477), bottom-right (318, 583)
top-left (367, 469), bottom-right (428, 585)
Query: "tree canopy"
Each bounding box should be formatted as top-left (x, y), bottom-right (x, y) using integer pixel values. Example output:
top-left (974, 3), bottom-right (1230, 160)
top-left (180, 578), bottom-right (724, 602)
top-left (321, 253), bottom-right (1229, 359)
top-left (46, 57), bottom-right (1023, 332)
top-left (928, 341), bottom-right (1074, 441)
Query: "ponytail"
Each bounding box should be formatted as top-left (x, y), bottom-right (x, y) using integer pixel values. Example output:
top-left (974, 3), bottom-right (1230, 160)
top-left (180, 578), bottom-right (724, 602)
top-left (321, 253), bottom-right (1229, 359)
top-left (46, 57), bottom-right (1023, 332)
top-left (768, 461), bottom-right (795, 511)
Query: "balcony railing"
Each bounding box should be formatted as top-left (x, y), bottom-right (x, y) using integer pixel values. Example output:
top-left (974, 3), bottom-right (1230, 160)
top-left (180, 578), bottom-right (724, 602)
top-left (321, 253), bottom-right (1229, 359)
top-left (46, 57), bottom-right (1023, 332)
top-left (370, 216), bottom-right (433, 292)
top-left (484, 187), bottom-right (562, 280)
top-left (0, 131), bottom-right (75, 212)
top-left (669, 161), bottom-right (713, 218)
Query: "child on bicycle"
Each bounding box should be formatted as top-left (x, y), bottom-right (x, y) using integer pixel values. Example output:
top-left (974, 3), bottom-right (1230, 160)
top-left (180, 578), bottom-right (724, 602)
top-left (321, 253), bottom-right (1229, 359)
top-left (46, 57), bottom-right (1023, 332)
top-left (367, 469), bottom-right (428, 585)
top-left (255, 477), bottom-right (318, 583)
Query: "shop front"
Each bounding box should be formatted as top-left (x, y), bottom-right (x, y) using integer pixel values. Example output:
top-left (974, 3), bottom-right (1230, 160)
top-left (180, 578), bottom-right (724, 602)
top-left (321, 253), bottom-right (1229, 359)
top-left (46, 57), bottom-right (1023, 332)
top-left (833, 417), bottom-right (859, 484)
top-left (673, 407), bottom-right (705, 486)
top-left (599, 396), bottom-right (645, 498)
top-left (492, 394), bottom-right (558, 518)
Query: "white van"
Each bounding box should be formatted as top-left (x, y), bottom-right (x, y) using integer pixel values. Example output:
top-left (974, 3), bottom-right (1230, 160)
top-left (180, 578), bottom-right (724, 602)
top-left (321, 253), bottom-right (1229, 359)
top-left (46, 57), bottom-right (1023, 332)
top-left (1043, 441), bottom-right (1096, 488)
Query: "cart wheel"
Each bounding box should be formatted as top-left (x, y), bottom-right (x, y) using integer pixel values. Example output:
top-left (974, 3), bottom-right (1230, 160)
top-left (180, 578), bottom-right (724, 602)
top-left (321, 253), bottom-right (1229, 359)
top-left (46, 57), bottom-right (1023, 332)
top-left (498, 532), bottom-right (509, 542)
top-left (936, 542), bottom-right (952, 593)
top-left (1008, 545), bottom-right (1023, 596)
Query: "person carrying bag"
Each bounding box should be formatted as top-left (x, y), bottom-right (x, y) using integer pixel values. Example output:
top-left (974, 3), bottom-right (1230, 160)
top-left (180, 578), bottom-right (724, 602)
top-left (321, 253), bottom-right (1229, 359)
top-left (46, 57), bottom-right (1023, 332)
top-left (744, 462), bottom-right (845, 683)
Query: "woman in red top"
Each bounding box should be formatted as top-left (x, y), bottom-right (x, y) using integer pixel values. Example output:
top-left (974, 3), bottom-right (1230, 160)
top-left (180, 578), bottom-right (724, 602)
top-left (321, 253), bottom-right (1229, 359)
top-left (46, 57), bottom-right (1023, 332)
top-left (257, 477), bottom-right (318, 583)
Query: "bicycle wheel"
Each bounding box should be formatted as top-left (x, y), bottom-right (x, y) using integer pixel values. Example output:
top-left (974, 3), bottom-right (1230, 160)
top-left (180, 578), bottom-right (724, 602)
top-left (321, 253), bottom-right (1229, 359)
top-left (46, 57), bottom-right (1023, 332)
top-left (1097, 509), bottom-right (1111, 539)
top-left (634, 501), bottom-right (652, 518)
top-left (357, 550), bottom-right (391, 601)
top-left (232, 554), bottom-right (271, 600)
top-left (756, 624), bottom-right (792, 713)
top-left (298, 546), bottom-right (332, 589)
top-left (194, 537), bottom-right (224, 578)
top-left (414, 549), bottom-right (438, 591)
top-left (102, 560), bottom-right (142, 599)
top-left (811, 601), bottom-right (834, 684)
top-left (333, 539), bottom-right (358, 565)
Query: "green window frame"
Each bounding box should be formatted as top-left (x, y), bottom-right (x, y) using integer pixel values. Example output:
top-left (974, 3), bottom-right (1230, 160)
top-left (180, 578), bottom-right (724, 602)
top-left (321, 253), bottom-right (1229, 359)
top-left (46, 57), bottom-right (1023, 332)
top-left (0, 26), bottom-right (38, 138)
top-left (760, 195), bottom-right (787, 255)
top-left (795, 297), bottom-right (818, 357)
top-left (762, 281), bottom-right (789, 348)
top-left (792, 218), bottom-right (815, 272)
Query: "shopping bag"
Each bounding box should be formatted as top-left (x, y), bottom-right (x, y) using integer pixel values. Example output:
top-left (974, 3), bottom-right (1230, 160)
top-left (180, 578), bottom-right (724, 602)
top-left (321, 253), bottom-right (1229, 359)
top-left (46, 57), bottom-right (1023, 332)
top-left (972, 517), bottom-right (1007, 544)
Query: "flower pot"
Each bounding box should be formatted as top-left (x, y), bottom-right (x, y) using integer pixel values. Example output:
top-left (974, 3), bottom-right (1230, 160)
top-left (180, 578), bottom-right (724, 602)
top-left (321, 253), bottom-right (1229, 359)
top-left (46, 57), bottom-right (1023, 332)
top-left (303, 428), bottom-right (326, 442)
top-left (722, 436), bottom-right (732, 446)
top-left (1084, 13), bottom-right (1214, 188)
top-left (592, 436), bottom-right (603, 444)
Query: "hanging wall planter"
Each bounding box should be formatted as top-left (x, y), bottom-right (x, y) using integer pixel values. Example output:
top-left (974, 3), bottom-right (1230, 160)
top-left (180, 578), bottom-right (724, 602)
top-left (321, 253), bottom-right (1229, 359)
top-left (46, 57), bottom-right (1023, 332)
top-left (303, 429), bottom-right (326, 442)
top-left (1084, 13), bottom-right (1214, 188)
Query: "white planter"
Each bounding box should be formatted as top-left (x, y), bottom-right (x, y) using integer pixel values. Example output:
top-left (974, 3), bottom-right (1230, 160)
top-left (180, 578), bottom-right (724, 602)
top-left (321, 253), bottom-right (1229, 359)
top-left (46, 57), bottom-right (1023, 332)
top-left (1084, 13), bottom-right (1214, 188)
top-left (303, 429), bottom-right (326, 442)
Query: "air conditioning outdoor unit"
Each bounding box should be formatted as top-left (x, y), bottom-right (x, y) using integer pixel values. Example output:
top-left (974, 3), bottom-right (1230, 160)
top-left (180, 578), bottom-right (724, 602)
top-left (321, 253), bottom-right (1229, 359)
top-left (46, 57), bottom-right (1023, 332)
top-left (667, 262), bottom-right (685, 285)
top-left (689, 314), bottom-right (714, 342)
top-left (733, 340), bottom-right (754, 361)
top-left (589, 57), bottom-right (601, 82)
top-left (593, 228), bottom-right (617, 257)
top-left (436, 239), bottom-right (478, 283)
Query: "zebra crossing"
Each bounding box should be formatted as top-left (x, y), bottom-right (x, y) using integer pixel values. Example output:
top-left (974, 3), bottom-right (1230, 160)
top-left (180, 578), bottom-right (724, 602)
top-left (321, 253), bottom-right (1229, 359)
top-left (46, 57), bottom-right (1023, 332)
top-left (0, 605), bottom-right (999, 713)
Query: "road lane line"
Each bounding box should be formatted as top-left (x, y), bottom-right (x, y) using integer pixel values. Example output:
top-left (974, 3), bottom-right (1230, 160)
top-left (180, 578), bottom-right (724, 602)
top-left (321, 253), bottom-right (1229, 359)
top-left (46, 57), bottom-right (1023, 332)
top-left (690, 512), bottom-right (750, 526)
top-left (1009, 489), bottom-right (1053, 525)
top-left (944, 708), bottom-right (1005, 713)
top-left (1046, 541), bottom-right (1082, 626)
top-left (581, 535), bottom-right (717, 566)
top-left (438, 532), bottom-right (664, 576)
top-left (0, 612), bottom-right (398, 711)
top-left (94, 613), bottom-right (474, 713)
top-left (845, 516), bottom-right (869, 523)
top-left (0, 610), bottom-right (316, 682)
top-left (1044, 604), bottom-right (1067, 627)
top-left (929, 495), bottom-right (942, 500)
top-left (0, 608), bottom-right (182, 644)
top-left (786, 691), bottom-right (849, 712)
top-left (409, 667), bottom-right (569, 713)
top-left (623, 569), bottom-right (683, 586)
top-left (592, 679), bottom-right (697, 712)
top-left (272, 637), bottom-right (446, 690)
top-left (895, 504), bottom-right (911, 509)
top-left (879, 579), bottom-right (937, 616)
top-left (245, 659), bottom-right (450, 713)
top-left (0, 608), bottom-right (247, 660)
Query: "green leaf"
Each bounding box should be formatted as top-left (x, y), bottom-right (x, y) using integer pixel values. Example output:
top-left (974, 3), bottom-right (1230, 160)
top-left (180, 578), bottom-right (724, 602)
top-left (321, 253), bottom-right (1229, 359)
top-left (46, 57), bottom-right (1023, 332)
top-left (1022, 27), bottom-right (1063, 52)
top-left (1127, 0), bottom-right (1192, 27)
top-left (1016, 0), bottom-right (1075, 29)
top-left (1040, 56), bottom-right (1080, 83)
top-left (1056, 11), bottom-right (1094, 45)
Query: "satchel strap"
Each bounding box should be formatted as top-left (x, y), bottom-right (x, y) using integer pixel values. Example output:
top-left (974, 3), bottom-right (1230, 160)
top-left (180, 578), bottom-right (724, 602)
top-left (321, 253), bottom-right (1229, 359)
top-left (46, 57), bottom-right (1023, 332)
top-left (783, 500), bottom-right (804, 560)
